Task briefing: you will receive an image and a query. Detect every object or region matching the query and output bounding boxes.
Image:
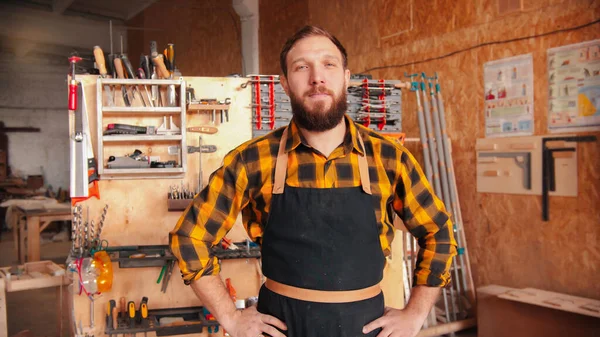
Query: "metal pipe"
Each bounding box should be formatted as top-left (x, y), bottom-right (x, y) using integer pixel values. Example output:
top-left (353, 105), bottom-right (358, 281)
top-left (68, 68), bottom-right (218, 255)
top-left (435, 74), bottom-right (476, 305)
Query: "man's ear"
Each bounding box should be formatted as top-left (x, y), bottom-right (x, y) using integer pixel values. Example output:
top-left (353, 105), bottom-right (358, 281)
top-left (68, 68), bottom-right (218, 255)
top-left (280, 75), bottom-right (290, 96)
top-left (344, 69), bottom-right (350, 88)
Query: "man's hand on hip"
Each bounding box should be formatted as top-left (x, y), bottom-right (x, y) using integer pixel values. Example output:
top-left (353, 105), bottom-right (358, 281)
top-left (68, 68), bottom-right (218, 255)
top-left (362, 306), bottom-right (424, 337)
top-left (227, 306), bottom-right (287, 337)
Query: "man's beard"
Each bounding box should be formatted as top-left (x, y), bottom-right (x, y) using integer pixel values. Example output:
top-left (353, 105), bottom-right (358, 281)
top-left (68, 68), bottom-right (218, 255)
top-left (289, 86), bottom-right (347, 132)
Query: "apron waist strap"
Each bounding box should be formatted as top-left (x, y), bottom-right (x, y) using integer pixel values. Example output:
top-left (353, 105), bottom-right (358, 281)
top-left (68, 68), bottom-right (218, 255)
top-left (265, 279), bottom-right (381, 303)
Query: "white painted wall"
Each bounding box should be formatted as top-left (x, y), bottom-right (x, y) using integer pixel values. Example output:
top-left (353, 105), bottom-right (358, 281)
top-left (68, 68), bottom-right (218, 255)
top-left (0, 3), bottom-right (127, 191)
top-left (0, 61), bottom-right (69, 190)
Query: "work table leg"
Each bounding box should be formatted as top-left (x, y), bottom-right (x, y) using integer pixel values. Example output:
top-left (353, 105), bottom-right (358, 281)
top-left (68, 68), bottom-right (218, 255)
top-left (27, 216), bottom-right (41, 262)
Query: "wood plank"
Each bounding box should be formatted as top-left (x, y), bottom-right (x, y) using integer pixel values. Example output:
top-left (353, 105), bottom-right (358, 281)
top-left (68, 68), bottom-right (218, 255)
top-left (499, 287), bottom-right (600, 318)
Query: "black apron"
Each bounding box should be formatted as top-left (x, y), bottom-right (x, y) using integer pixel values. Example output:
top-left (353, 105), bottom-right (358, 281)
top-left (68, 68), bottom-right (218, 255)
top-left (257, 127), bottom-right (386, 337)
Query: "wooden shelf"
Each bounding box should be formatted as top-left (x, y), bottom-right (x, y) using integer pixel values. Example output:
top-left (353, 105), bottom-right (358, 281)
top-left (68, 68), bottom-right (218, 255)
top-left (102, 168), bottom-right (185, 175)
top-left (99, 78), bottom-right (182, 86)
top-left (101, 107), bottom-right (182, 114)
top-left (103, 135), bottom-right (183, 142)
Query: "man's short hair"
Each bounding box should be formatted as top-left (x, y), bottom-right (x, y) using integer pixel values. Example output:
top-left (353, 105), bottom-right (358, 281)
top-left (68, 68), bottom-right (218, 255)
top-left (279, 25), bottom-right (348, 77)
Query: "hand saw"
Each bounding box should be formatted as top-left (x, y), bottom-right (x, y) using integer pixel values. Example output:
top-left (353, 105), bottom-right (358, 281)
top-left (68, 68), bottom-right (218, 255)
top-left (70, 81), bottom-right (100, 205)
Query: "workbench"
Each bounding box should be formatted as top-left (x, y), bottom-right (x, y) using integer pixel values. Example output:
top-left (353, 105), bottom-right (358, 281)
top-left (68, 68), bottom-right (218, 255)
top-left (0, 261), bottom-right (71, 337)
top-left (11, 204), bottom-right (71, 263)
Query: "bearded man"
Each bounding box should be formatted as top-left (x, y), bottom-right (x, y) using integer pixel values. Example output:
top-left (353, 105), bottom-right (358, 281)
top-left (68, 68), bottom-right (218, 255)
top-left (170, 25), bottom-right (456, 337)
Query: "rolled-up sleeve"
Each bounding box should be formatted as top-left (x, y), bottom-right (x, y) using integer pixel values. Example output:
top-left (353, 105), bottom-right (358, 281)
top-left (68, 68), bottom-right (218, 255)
top-left (393, 149), bottom-right (457, 287)
top-left (169, 149), bottom-right (249, 285)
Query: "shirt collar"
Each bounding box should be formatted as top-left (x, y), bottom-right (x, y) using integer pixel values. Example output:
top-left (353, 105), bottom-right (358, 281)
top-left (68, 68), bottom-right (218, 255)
top-left (284, 115), bottom-right (365, 156)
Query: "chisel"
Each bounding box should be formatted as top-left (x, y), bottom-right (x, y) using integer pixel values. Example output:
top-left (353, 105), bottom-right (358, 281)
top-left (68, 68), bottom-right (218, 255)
top-left (93, 46), bottom-right (114, 106)
top-left (137, 68), bottom-right (153, 107)
top-left (113, 57), bottom-right (131, 106)
top-left (122, 54), bottom-right (146, 107)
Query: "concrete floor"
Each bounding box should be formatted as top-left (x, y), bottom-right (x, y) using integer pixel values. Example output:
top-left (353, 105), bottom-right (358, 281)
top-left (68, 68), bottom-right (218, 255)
top-left (1, 227), bottom-right (72, 337)
top-left (0, 228), bottom-right (477, 337)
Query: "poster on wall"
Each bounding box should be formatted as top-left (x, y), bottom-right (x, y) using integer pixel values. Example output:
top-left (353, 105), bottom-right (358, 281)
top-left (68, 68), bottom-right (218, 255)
top-left (547, 39), bottom-right (600, 133)
top-left (484, 54), bottom-right (534, 138)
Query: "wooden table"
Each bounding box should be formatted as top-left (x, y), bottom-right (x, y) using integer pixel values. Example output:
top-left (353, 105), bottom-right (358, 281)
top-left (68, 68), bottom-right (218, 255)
top-left (12, 205), bottom-right (71, 263)
top-left (0, 261), bottom-right (71, 337)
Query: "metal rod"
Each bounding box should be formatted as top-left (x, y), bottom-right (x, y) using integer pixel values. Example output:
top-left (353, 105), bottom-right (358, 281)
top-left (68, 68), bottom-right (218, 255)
top-left (435, 74), bottom-right (476, 305)
top-left (420, 74), bottom-right (442, 199)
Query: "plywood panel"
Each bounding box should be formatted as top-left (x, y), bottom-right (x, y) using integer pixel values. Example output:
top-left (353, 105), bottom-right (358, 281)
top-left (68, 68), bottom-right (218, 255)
top-left (72, 75), bottom-right (254, 336)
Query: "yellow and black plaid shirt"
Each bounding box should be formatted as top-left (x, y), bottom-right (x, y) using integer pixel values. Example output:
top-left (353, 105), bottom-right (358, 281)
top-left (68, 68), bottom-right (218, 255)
top-left (170, 115), bottom-right (457, 287)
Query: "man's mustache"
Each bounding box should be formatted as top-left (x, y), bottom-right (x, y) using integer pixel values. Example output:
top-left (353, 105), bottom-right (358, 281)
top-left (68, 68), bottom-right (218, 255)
top-left (306, 86), bottom-right (334, 96)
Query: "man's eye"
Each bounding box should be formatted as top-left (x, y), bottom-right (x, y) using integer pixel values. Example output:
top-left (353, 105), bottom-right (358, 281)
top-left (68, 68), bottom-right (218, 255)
top-left (296, 65), bottom-right (307, 70)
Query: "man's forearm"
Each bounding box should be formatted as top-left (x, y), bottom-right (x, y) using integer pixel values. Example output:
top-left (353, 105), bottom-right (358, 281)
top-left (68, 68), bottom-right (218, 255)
top-left (190, 275), bottom-right (239, 330)
top-left (404, 285), bottom-right (441, 321)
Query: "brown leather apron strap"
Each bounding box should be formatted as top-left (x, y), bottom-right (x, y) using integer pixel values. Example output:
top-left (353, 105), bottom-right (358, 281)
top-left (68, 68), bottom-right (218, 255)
top-left (356, 131), bottom-right (371, 195)
top-left (272, 127), bottom-right (371, 195)
top-left (265, 279), bottom-right (381, 303)
top-left (272, 128), bottom-right (289, 194)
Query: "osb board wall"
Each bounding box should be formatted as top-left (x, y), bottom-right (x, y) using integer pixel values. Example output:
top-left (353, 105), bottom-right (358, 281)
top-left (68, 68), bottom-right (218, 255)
top-left (255, 0), bottom-right (600, 298)
top-left (127, 0), bottom-right (243, 77)
top-left (259, 0), bottom-right (310, 74)
top-left (72, 75), bottom-right (256, 336)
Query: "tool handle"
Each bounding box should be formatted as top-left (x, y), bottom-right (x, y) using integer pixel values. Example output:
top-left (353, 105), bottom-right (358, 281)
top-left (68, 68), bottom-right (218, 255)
top-left (152, 54), bottom-right (170, 79)
top-left (128, 300), bottom-right (136, 328)
top-left (107, 299), bottom-right (116, 315)
top-left (162, 48), bottom-right (170, 71)
top-left (68, 82), bottom-right (77, 110)
top-left (141, 55), bottom-right (151, 79)
top-left (112, 306), bottom-right (118, 329)
top-left (167, 43), bottom-right (175, 76)
top-left (93, 46), bottom-right (107, 76)
top-left (150, 41), bottom-right (158, 56)
top-left (187, 126), bottom-right (218, 134)
top-left (121, 54), bottom-right (136, 79)
top-left (140, 303), bottom-right (148, 318)
top-left (114, 57), bottom-right (125, 79)
top-left (119, 297), bottom-right (126, 317)
top-left (107, 54), bottom-right (116, 78)
top-left (136, 68), bottom-right (145, 79)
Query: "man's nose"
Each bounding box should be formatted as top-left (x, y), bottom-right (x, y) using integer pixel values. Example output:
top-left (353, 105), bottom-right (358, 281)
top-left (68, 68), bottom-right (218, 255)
top-left (310, 66), bottom-right (325, 85)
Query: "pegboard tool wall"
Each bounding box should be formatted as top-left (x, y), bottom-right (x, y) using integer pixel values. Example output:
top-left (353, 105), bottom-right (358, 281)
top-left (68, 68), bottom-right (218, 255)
top-left (71, 75), bottom-right (406, 336)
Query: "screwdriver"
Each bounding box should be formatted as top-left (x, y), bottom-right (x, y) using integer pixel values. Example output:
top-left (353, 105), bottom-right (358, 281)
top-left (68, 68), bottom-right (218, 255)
top-left (139, 296), bottom-right (149, 337)
top-left (106, 299), bottom-right (116, 330)
top-left (128, 300), bottom-right (136, 330)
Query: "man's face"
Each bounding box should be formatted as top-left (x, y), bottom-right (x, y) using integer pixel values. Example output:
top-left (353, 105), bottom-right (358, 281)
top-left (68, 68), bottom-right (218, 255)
top-left (281, 35), bottom-right (350, 131)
